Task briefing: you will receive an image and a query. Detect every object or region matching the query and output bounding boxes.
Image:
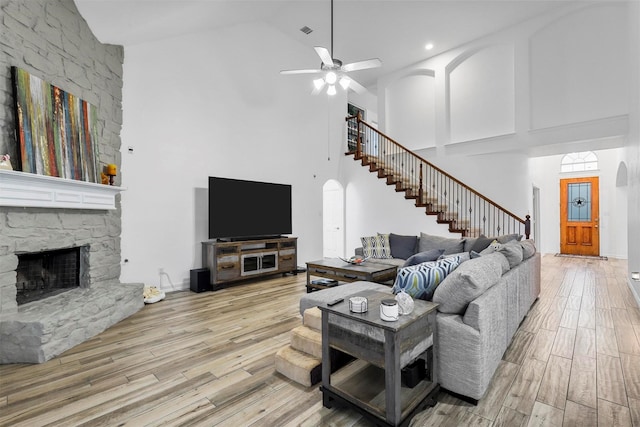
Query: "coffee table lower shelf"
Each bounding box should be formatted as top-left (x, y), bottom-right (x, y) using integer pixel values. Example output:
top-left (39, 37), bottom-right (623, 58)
top-left (320, 360), bottom-right (439, 427)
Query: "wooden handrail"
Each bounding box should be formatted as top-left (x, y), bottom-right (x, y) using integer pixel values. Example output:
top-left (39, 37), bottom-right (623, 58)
top-left (346, 114), bottom-right (526, 225)
top-left (346, 114), bottom-right (530, 237)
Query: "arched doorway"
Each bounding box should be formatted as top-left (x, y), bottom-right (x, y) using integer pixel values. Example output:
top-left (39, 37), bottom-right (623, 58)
top-left (323, 180), bottom-right (344, 258)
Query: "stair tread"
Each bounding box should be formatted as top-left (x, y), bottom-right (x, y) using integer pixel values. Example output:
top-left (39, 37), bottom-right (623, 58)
top-left (275, 345), bottom-right (321, 367)
top-left (303, 307), bottom-right (321, 331)
top-left (291, 325), bottom-right (322, 358)
top-left (274, 345), bottom-right (322, 387)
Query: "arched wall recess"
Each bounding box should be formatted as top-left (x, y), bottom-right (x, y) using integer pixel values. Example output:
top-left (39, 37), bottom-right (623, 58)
top-left (616, 161), bottom-right (628, 188)
top-left (446, 43), bottom-right (515, 144)
top-left (385, 69), bottom-right (436, 150)
top-left (529, 4), bottom-right (628, 130)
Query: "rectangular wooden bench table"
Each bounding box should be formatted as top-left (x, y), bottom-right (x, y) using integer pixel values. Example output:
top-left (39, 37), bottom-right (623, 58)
top-left (306, 258), bottom-right (398, 293)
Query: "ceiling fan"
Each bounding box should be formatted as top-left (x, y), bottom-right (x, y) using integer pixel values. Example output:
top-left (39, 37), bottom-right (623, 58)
top-left (280, 0), bottom-right (382, 95)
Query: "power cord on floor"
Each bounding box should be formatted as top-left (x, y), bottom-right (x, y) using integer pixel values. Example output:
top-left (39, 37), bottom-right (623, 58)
top-left (158, 271), bottom-right (177, 292)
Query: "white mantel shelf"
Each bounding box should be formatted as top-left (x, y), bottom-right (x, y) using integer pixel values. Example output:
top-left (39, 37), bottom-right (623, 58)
top-left (0, 169), bottom-right (125, 210)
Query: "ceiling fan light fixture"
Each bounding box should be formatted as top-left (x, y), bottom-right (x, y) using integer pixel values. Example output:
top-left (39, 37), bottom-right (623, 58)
top-left (325, 71), bottom-right (337, 85)
top-left (339, 77), bottom-right (350, 90)
top-left (313, 78), bottom-right (325, 90)
top-left (327, 85), bottom-right (337, 96)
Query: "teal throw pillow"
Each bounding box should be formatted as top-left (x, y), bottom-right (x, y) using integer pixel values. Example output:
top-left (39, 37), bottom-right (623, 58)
top-left (392, 256), bottom-right (461, 301)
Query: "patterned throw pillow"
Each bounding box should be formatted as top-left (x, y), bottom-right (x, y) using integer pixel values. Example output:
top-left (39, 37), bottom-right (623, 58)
top-left (361, 235), bottom-right (392, 259)
top-left (391, 256), bottom-right (461, 301)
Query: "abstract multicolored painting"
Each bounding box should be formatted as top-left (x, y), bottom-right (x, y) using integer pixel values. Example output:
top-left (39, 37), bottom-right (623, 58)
top-left (11, 67), bottom-right (99, 183)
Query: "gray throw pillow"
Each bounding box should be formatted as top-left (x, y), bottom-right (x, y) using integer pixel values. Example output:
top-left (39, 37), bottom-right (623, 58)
top-left (463, 237), bottom-right (477, 253)
top-left (433, 254), bottom-right (503, 314)
top-left (403, 249), bottom-right (445, 267)
top-left (389, 233), bottom-right (418, 259)
top-left (419, 232), bottom-right (466, 255)
top-left (470, 235), bottom-right (493, 253)
top-left (496, 240), bottom-right (524, 268)
top-left (438, 251), bottom-right (471, 264)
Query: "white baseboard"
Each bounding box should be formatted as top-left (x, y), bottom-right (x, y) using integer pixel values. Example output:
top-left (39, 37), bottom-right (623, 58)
top-left (630, 278), bottom-right (640, 308)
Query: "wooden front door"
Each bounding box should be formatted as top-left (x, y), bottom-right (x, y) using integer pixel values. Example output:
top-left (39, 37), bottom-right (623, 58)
top-left (560, 177), bottom-right (599, 256)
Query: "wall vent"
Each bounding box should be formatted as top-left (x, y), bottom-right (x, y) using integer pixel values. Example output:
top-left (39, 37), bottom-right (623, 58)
top-left (300, 26), bottom-right (313, 35)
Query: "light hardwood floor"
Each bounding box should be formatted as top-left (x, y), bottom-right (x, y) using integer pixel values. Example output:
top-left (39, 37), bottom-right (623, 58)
top-left (0, 255), bottom-right (639, 426)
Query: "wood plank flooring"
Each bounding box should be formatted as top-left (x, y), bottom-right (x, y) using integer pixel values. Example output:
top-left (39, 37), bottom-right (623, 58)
top-left (0, 255), bottom-right (638, 426)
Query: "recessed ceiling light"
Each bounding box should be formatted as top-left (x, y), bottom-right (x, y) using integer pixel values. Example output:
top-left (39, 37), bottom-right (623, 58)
top-left (425, 43), bottom-right (434, 50)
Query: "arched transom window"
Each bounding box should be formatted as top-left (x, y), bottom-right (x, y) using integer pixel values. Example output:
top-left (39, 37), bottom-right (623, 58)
top-left (560, 151), bottom-right (598, 173)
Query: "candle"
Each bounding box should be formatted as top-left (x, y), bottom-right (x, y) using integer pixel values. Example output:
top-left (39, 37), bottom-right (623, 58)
top-left (106, 164), bottom-right (117, 175)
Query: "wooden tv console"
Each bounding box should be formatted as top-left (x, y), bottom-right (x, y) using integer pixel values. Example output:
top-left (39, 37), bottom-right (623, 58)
top-left (202, 237), bottom-right (297, 289)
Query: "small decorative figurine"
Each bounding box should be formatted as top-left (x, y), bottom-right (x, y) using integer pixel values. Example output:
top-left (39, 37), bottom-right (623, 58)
top-left (0, 154), bottom-right (12, 170)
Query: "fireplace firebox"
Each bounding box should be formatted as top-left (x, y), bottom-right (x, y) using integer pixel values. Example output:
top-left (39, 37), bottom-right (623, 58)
top-left (15, 246), bottom-right (90, 305)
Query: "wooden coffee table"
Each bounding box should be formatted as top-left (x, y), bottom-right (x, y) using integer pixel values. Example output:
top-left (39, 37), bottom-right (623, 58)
top-left (319, 291), bottom-right (439, 426)
top-left (306, 258), bottom-right (398, 293)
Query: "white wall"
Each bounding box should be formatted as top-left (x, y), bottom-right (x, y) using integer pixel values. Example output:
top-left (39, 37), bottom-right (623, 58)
top-left (378, 2), bottom-right (629, 156)
top-left (362, 2), bottom-right (630, 264)
top-left (119, 22), bottom-right (346, 290)
top-left (530, 148), bottom-right (628, 258)
top-left (627, 0), bottom-right (640, 302)
top-left (341, 155), bottom-right (455, 257)
top-left (386, 72), bottom-right (436, 149)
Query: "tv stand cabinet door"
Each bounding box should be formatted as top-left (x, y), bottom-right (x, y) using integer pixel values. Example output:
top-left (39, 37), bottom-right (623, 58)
top-left (278, 238), bottom-right (298, 273)
top-left (217, 254), bottom-right (240, 281)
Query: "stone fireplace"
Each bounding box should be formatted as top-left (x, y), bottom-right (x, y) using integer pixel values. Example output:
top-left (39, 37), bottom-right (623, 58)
top-left (0, 0), bottom-right (143, 364)
top-left (0, 173), bottom-right (144, 364)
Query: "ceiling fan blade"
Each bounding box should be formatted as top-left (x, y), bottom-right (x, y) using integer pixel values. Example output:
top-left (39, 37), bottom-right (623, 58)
top-left (342, 58), bottom-right (382, 72)
top-left (280, 69), bottom-right (323, 75)
top-left (314, 46), bottom-right (334, 67)
top-left (345, 77), bottom-right (367, 94)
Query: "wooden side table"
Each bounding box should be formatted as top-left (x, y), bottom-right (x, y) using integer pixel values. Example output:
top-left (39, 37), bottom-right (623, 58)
top-left (319, 291), bottom-right (439, 426)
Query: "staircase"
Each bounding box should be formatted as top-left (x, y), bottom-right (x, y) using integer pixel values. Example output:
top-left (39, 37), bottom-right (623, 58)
top-left (346, 114), bottom-right (530, 239)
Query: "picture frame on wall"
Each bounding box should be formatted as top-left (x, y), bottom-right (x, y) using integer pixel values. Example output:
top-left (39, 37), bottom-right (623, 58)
top-left (11, 66), bottom-right (99, 183)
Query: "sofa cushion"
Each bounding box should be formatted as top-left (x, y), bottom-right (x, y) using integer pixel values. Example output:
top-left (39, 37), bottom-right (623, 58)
top-left (494, 233), bottom-right (522, 244)
top-left (392, 256), bottom-right (461, 301)
top-left (432, 254), bottom-right (503, 314)
top-left (497, 240), bottom-right (524, 268)
top-left (520, 239), bottom-right (536, 259)
top-left (361, 235), bottom-right (392, 259)
top-left (403, 249), bottom-right (444, 267)
top-left (389, 233), bottom-right (418, 259)
top-left (419, 233), bottom-right (466, 255)
top-left (469, 250), bottom-right (509, 274)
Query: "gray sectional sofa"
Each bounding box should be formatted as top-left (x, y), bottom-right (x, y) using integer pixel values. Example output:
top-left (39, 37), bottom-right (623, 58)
top-left (300, 235), bottom-right (540, 402)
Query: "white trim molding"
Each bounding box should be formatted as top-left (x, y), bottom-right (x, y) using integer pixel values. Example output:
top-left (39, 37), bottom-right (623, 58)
top-left (0, 169), bottom-right (124, 210)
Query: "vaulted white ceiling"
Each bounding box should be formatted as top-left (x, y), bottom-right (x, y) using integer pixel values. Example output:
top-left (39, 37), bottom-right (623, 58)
top-left (74, 0), bottom-right (575, 87)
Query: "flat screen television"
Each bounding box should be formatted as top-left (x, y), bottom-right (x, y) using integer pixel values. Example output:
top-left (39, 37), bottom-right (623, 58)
top-left (208, 177), bottom-right (292, 240)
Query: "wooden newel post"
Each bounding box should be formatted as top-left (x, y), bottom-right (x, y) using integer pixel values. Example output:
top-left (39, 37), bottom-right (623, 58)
top-left (525, 215), bottom-right (531, 239)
